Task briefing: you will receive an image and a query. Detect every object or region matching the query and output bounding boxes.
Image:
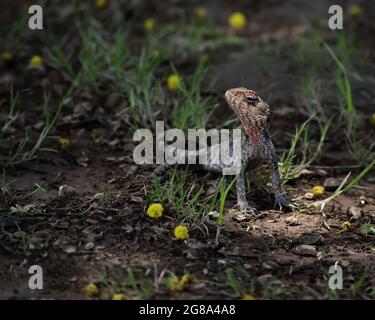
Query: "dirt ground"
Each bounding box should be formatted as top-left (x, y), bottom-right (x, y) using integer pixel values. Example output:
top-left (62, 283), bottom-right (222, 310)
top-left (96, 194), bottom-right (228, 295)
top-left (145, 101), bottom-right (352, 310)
top-left (0, 0), bottom-right (375, 300)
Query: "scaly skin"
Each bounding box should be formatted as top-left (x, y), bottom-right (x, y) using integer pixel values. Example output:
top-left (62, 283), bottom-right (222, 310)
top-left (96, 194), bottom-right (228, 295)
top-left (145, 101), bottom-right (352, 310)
top-left (152, 87), bottom-right (290, 213)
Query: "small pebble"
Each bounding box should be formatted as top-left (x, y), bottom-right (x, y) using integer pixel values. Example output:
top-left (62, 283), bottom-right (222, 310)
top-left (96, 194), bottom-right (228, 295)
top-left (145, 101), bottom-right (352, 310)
top-left (304, 192), bottom-right (315, 200)
top-left (262, 260), bottom-right (280, 270)
top-left (358, 196), bottom-right (367, 207)
top-left (58, 185), bottom-right (77, 198)
top-left (299, 233), bottom-right (323, 245)
top-left (84, 242), bottom-right (95, 250)
top-left (348, 206), bottom-right (362, 220)
top-left (257, 274), bottom-right (273, 284)
top-left (293, 244), bottom-right (317, 257)
top-left (323, 177), bottom-right (341, 190)
top-left (64, 245), bottom-right (77, 254)
top-left (285, 216), bottom-right (300, 226)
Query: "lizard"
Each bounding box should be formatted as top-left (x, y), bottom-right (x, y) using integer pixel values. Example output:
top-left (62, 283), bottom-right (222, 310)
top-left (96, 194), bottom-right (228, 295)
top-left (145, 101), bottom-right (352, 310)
top-left (152, 87), bottom-right (290, 213)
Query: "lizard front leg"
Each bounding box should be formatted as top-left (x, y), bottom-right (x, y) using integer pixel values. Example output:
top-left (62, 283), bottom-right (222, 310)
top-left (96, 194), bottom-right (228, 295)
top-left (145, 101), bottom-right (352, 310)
top-left (269, 150), bottom-right (290, 210)
top-left (235, 168), bottom-right (256, 214)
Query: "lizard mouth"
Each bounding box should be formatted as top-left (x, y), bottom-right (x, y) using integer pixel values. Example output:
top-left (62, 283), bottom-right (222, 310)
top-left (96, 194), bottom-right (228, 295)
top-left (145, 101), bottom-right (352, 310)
top-left (256, 100), bottom-right (270, 113)
top-left (224, 90), bottom-right (234, 105)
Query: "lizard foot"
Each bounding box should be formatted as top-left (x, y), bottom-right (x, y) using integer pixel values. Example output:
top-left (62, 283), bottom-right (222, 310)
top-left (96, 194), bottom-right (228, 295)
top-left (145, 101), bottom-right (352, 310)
top-left (274, 192), bottom-right (291, 211)
top-left (235, 201), bottom-right (257, 215)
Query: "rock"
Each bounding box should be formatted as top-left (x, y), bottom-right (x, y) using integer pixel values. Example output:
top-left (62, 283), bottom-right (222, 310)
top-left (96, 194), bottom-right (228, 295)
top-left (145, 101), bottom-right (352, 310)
top-left (358, 196), bottom-right (367, 207)
top-left (192, 283), bottom-right (206, 290)
top-left (217, 258), bottom-right (237, 266)
top-left (121, 225), bottom-right (134, 234)
top-left (76, 152), bottom-right (89, 167)
top-left (257, 274), bottom-right (273, 284)
top-left (186, 239), bottom-right (210, 250)
top-left (262, 260), bottom-right (280, 270)
top-left (298, 169), bottom-right (315, 177)
top-left (285, 216), bottom-right (300, 226)
top-left (316, 252), bottom-right (325, 260)
top-left (207, 211), bottom-right (219, 223)
top-left (23, 204), bottom-right (34, 212)
top-left (348, 206), bottom-right (362, 220)
top-left (28, 236), bottom-right (43, 250)
top-left (34, 120), bottom-right (44, 130)
top-left (293, 244), bottom-right (317, 257)
top-left (126, 165), bottom-right (138, 175)
top-left (63, 245), bottom-right (77, 254)
top-left (303, 192), bottom-right (315, 200)
top-left (58, 185), bottom-right (77, 198)
top-left (316, 169), bottom-right (328, 176)
top-left (208, 211), bottom-right (219, 218)
top-left (299, 233), bottom-right (323, 245)
top-left (130, 196), bottom-right (143, 203)
top-left (323, 177), bottom-right (341, 190)
top-left (86, 219), bottom-right (98, 225)
top-left (84, 242), bottom-right (95, 250)
top-left (275, 256), bottom-right (294, 266)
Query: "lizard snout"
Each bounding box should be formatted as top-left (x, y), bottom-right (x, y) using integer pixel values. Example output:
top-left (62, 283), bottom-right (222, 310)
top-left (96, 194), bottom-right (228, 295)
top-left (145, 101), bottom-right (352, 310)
top-left (257, 99), bottom-right (270, 116)
top-left (225, 89), bottom-right (234, 103)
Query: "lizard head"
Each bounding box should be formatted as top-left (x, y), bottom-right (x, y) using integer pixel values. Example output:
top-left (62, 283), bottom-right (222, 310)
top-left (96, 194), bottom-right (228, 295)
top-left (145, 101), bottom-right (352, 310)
top-left (225, 87), bottom-right (270, 141)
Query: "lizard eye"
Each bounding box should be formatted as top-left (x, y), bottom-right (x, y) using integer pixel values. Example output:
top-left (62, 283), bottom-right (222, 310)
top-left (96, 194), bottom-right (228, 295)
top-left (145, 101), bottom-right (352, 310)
top-left (244, 97), bottom-right (258, 106)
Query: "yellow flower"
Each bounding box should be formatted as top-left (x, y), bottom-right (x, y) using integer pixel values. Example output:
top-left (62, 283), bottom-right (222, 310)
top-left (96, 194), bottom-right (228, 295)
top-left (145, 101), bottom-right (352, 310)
top-left (348, 5), bottom-right (363, 17)
top-left (242, 295), bottom-right (256, 300)
top-left (112, 293), bottom-right (127, 300)
top-left (29, 55), bottom-right (43, 66)
top-left (96, 0), bottom-right (108, 10)
top-left (180, 274), bottom-right (196, 286)
top-left (144, 18), bottom-right (155, 32)
top-left (341, 221), bottom-right (352, 232)
top-left (2, 52), bottom-right (13, 61)
top-left (228, 12), bottom-right (247, 30)
top-left (312, 186), bottom-right (325, 197)
top-left (58, 137), bottom-right (70, 150)
top-left (369, 113), bottom-right (375, 126)
top-left (194, 7), bottom-right (207, 20)
top-left (167, 274), bottom-right (196, 293)
top-left (84, 283), bottom-right (99, 297)
top-left (168, 277), bottom-right (184, 293)
top-left (174, 225), bottom-right (189, 240)
top-left (167, 74), bottom-right (181, 92)
top-left (146, 203), bottom-right (164, 219)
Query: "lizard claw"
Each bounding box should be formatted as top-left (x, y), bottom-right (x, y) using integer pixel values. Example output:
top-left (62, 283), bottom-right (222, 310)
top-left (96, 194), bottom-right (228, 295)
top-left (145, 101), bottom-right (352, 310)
top-left (274, 192), bottom-right (291, 211)
top-left (235, 201), bottom-right (257, 215)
